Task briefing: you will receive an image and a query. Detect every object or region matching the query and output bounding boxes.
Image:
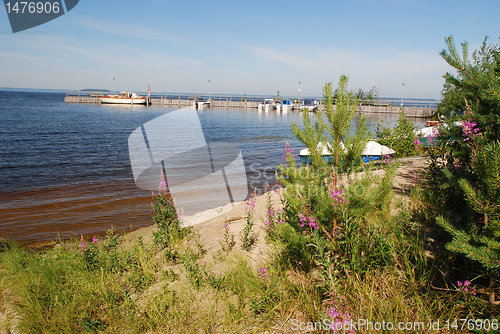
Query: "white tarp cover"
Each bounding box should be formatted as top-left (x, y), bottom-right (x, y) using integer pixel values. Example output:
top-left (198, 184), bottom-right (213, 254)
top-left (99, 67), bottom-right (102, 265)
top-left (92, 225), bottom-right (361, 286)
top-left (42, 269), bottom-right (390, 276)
top-left (299, 141), bottom-right (394, 156)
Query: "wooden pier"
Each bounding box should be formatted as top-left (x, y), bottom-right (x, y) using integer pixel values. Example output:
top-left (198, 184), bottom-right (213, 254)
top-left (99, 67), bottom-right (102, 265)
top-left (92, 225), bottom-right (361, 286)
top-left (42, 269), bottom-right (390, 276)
top-left (64, 91), bottom-right (436, 117)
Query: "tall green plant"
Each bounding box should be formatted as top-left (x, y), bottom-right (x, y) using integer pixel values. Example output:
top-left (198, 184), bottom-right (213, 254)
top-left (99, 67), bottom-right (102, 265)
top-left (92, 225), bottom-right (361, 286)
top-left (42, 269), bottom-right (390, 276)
top-left (151, 193), bottom-right (189, 248)
top-left (291, 75), bottom-right (370, 173)
top-left (275, 76), bottom-right (400, 278)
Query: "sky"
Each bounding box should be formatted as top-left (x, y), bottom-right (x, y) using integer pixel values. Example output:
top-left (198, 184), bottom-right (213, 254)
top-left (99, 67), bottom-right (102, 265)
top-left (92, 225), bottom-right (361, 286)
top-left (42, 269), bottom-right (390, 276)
top-left (0, 0), bottom-right (499, 99)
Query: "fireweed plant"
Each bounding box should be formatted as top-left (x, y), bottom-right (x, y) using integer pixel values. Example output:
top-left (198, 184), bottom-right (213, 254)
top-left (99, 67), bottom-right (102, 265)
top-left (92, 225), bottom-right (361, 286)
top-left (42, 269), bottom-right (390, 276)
top-left (274, 76), bottom-right (414, 285)
top-left (241, 192), bottom-right (257, 251)
top-left (219, 221), bottom-right (235, 252)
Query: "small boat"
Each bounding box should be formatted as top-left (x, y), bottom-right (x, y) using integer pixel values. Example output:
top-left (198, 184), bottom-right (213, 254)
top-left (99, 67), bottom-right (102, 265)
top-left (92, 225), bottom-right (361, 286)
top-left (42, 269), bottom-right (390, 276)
top-left (414, 125), bottom-right (440, 146)
top-left (99, 91), bottom-right (147, 104)
top-left (194, 97), bottom-right (210, 108)
top-left (299, 142), bottom-right (337, 164)
top-left (280, 99), bottom-right (294, 112)
top-left (415, 121), bottom-right (466, 146)
top-left (414, 126), bottom-right (439, 137)
top-left (361, 141), bottom-right (396, 162)
top-left (426, 120), bottom-right (439, 127)
top-left (258, 99), bottom-right (276, 112)
top-left (301, 98), bottom-right (318, 112)
top-left (299, 141), bottom-right (395, 164)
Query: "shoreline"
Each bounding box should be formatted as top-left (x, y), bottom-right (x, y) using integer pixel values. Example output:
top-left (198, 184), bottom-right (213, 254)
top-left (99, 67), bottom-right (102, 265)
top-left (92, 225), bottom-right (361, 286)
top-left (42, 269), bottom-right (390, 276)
top-left (6, 156), bottom-right (427, 250)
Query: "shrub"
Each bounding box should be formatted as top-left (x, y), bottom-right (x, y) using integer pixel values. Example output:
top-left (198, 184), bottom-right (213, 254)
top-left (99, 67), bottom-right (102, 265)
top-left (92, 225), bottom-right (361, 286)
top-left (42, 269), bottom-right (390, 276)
top-left (375, 110), bottom-right (419, 157)
top-left (274, 76), bottom-right (404, 281)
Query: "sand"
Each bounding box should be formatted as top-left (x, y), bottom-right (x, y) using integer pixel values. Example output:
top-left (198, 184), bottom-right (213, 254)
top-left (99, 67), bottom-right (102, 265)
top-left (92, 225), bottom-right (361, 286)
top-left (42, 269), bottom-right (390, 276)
top-left (125, 157), bottom-right (427, 260)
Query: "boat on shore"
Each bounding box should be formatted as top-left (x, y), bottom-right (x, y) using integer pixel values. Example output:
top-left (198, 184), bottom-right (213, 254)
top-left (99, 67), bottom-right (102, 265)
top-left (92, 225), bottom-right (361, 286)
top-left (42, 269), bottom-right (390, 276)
top-left (299, 141), bottom-right (395, 164)
top-left (99, 91), bottom-right (147, 104)
top-left (414, 120), bottom-right (465, 146)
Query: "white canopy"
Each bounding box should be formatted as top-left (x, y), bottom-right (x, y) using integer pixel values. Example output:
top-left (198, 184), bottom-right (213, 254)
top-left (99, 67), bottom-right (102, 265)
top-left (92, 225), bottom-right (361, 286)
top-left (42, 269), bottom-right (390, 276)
top-left (299, 141), bottom-right (394, 156)
top-left (362, 140), bottom-right (395, 156)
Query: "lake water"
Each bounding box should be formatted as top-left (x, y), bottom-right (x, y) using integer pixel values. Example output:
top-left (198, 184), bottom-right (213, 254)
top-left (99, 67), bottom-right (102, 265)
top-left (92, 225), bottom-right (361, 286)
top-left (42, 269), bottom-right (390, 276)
top-left (0, 90), bottom-right (427, 245)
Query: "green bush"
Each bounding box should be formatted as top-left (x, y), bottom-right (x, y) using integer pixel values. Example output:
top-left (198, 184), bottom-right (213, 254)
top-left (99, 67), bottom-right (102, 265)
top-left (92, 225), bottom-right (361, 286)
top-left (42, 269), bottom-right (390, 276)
top-left (375, 110), bottom-right (419, 157)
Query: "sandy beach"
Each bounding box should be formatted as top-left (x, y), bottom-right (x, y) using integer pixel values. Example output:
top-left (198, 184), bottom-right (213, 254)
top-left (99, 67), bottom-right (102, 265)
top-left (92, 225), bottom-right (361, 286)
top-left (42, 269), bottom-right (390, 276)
top-left (124, 157), bottom-right (427, 261)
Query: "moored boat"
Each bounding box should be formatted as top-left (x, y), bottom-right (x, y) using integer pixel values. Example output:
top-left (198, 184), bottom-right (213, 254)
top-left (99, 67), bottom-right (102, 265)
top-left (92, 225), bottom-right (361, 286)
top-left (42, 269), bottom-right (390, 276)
top-left (280, 99), bottom-right (294, 112)
top-left (194, 97), bottom-right (211, 108)
top-left (301, 98), bottom-right (318, 112)
top-left (258, 99), bottom-right (276, 112)
top-left (361, 140), bottom-right (396, 162)
top-left (99, 91), bottom-right (147, 104)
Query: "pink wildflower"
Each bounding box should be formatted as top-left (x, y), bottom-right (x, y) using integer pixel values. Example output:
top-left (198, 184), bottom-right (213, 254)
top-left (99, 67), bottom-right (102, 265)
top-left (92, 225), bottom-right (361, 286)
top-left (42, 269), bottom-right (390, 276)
top-left (328, 303), bottom-right (354, 333)
top-left (245, 194), bottom-right (257, 214)
top-left (457, 280), bottom-right (477, 296)
top-left (299, 214), bottom-right (319, 235)
top-left (78, 235), bottom-right (87, 251)
top-left (158, 169), bottom-right (168, 193)
top-left (258, 267), bottom-right (270, 282)
top-left (283, 141), bottom-right (294, 166)
top-left (461, 120), bottom-right (481, 141)
top-left (330, 187), bottom-right (348, 208)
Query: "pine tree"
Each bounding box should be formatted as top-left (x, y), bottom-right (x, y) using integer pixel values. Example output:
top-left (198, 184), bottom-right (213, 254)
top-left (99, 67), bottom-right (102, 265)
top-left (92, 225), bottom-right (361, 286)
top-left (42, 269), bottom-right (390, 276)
top-left (433, 36), bottom-right (500, 304)
top-left (439, 36), bottom-right (500, 140)
top-left (436, 140), bottom-right (500, 304)
top-left (290, 75), bottom-right (371, 174)
top-left (276, 76), bottom-right (398, 275)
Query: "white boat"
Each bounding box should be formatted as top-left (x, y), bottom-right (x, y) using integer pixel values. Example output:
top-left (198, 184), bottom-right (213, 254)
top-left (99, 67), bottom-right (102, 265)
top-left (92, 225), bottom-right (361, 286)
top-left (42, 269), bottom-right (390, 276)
top-left (415, 121), bottom-right (467, 146)
top-left (99, 91), bottom-right (147, 104)
top-left (299, 141), bottom-right (395, 164)
top-left (258, 99), bottom-right (276, 112)
top-left (194, 97), bottom-right (211, 108)
top-left (414, 126), bottom-right (439, 137)
top-left (301, 98), bottom-right (318, 112)
top-left (280, 99), bottom-right (295, 112)
top-left (362, 141), bottom-right (396, 162)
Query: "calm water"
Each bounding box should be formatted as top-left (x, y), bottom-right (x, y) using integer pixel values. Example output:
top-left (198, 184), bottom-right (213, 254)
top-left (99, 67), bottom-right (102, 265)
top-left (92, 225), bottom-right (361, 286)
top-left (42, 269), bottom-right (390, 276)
top-left (0, 90), bottom-right (427, 245)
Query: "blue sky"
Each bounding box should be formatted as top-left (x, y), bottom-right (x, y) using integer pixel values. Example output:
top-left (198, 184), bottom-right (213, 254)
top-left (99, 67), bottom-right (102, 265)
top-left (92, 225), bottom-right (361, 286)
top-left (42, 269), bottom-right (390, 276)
top-left (1, 0), bottom-right (499, 99)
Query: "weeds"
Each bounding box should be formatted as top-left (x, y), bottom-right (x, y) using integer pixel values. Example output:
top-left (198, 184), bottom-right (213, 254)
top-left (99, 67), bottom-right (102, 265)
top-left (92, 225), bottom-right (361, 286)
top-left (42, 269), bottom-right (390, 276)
top-left (241, 195), bottom-right (257, 251)
top-left (151, 193), bottom-right (190, 249)
top-left (219, 221), bottom-right (235, 252)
